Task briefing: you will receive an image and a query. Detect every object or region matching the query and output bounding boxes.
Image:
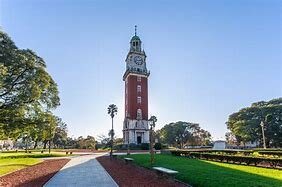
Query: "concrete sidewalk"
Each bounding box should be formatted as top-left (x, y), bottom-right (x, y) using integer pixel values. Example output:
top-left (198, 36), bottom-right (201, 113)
top-left (44, 155), bottom-right (118, 187)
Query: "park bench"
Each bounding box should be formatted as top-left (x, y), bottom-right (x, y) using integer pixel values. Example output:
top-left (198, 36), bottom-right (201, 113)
top-left (153, 167), bottom-right (178, 178)
top-left (124, 157), bottom-right (134, 163)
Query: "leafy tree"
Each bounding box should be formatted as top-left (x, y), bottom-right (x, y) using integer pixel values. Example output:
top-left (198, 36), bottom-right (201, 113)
top-left (0, 31), bottom-right (59, 110)
top-left (74, 135), bottom-right (96, 149)
top-left (159, 121), bottom-right (211, 148)
top-left (0, 31), bottom-right (60, 140)
top-left (98, 134), bottom-right (111, 145)
top-left (114, 138), bottom-right (123, 145)
top-left (226, 98), bottom-right (282, 147)
top-left (84, 135), bottom-right (96, 149)
top-left (225, 132), bottom-right (238, 145)
top-left (149, 116), bottom-right (157, 127)
top-left (76, 136), bottom-right (85, 149)
top-left (65, 137), bottom-right (78, 149)
top-left (53, 118), bottom-right (68, 148)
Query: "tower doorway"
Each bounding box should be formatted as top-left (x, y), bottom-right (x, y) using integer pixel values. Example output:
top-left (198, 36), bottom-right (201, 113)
top-left (137, 136), bottom-right (142, 144)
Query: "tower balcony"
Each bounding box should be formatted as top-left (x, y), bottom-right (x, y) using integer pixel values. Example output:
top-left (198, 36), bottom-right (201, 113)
top-left (123, 68), bottom-right (150, 80)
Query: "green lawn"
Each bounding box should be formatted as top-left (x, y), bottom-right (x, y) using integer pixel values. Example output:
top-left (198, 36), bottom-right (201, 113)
top-left (119, 154), bottom-right (282, 187)
top-left (0, 158), bottom-right (42, 176)
top-left (0, 151), bottom-right (73, 176)
top-left (0, 152), bottom-right (72, 159)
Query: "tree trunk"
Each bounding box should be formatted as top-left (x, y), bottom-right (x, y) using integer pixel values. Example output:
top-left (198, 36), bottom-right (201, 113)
top-left (33, 141), bottom-right (38, 149)
top-left (43, 140), bottom-right (48, 149)
top-left (110, 117), bottom-right (113, 157)
top-left (49, 139), bottom-right (51, 154)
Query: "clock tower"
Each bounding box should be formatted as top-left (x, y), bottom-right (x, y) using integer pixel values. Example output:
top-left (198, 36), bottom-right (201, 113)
top-left (123, 26), bottom-right (150, 144)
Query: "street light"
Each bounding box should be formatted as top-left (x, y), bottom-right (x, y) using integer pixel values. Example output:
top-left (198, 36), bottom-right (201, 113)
top-left (127, 130), bottom-right (130, 155)
top-left (260, 121), bottom-right (266, 149)
top-left (148, 116), bottom-right (157, 165)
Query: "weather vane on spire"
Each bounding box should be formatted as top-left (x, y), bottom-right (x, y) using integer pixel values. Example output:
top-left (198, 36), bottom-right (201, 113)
top-left (135, 25), bottom-right (137, 36)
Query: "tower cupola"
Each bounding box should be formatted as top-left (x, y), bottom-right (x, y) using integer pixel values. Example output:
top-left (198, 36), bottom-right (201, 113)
top-left (130, 25), bottom-right (142, 52)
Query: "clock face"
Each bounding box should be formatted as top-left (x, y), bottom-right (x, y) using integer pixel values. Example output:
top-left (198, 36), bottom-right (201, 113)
top-left (134, 56), bottom-right (143, 65)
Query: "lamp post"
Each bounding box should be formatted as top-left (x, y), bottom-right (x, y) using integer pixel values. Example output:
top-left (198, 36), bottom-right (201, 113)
top-left (148, 116), bottom-right (157, 165)
top-left (149, 121), bottom-right (154, 165)
top-left (127, 131), bottom-right (130, 155)
top-left (260, 121), bottom-right (266, 149)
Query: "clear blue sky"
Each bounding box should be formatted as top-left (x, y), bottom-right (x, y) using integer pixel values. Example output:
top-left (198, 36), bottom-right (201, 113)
top-left (1, 0), bottom-right (281, 140)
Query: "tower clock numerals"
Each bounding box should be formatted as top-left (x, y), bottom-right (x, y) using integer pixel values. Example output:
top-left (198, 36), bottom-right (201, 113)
top-left (134, 56), bottom-right (143, 65)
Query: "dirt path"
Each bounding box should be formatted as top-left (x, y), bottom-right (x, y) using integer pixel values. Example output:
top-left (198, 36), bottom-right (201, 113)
top-left (0, 159), bottom-right (70, 187)
top-left (97, 156), bottom-right (188, 187)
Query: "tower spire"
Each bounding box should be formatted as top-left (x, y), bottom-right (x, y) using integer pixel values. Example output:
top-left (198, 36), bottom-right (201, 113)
top-left (135, 25), bottom-right (137, 36)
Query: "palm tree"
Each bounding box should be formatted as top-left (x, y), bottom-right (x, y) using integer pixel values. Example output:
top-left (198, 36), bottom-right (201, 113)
top-left (107, 104), bottom-right (118, 157)
top-left (149, 115), bottom-right (157, 165)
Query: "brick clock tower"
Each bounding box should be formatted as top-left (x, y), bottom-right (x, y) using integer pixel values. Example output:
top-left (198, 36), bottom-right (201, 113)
top-left (123, 27), bottom-right (150, 144)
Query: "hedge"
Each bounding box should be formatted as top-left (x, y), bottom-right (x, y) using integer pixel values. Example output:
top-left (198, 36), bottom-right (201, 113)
top-left (169, 149), bottom-right (282, 157)
top-left (254, 148), bottom-right (282, 151)
top-left (170, 150), bottom-right (282, 169)
top-left (169, 149), bottom-right (253, 156)
top-left (257, 151), bottom-right (282, 157)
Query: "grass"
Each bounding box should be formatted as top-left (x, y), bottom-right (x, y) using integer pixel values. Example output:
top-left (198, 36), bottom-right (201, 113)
top-left (1, 149), bottom-right (72, 153)
top-left (119, 154), bottom-right (282, 187)
top-left (0, 152), bottom-right (72, 159)
top-left (0, 151), bottom-right (72, 176)
top-left (0, 158), bottom-right (42, 176)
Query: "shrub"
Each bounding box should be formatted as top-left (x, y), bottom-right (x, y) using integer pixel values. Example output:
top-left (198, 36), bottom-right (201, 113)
top-left (113, 144), bottom-right (124, 150)
top-left (140, 143), bottom-right (149, 150)
top-left (257, 151), bottom-right (282, 157)
top-left (154, 143), bottom-right (162, 150)
top-left (254, 148), bottom-right (282, 151)
top-left (127, 143), bottom-right (138, 150)
top-left (95, 143), bottom-right (103, 150)
top-left (161, 144), bottom-right (169, 149)
top-left (170, 150), bottom-right (282, 168)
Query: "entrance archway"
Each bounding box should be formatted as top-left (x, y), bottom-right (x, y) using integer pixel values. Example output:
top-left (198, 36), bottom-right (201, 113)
top-left (137, 136), bottom-right (142, 144)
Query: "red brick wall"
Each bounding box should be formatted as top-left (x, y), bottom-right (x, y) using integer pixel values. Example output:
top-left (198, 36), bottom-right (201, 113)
top-left (125, 75), bottom-right (148, 120)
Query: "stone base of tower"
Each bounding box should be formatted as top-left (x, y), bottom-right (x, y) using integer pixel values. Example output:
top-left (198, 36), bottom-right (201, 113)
top-left (123, 119), bottom-right (149, 144)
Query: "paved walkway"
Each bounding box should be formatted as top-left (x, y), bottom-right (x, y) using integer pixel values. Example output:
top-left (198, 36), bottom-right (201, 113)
top-left (44, 154), bottom-right (118, 187)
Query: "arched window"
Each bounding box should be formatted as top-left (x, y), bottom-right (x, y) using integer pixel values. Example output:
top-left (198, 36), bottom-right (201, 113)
top-left (137, 96), bottom-right (141, 104)
top-left (137, 85), bottom-right (141, 93)
top-left (137, 109), bottom-right (142, 120)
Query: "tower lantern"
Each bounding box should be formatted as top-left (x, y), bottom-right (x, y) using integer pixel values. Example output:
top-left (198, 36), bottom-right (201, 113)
top-left (123, 26), bottom-right (150, 144)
